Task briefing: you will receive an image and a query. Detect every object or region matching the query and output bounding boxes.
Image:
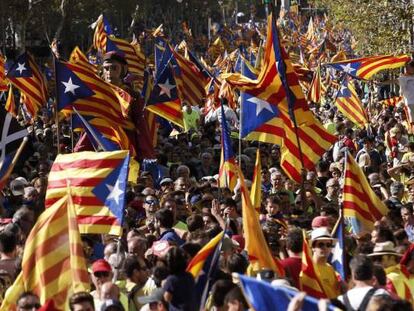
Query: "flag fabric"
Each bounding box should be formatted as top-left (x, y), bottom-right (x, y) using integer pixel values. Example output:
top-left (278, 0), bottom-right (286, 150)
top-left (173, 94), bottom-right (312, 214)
top-left (5, 85), bottom-right (16, 117)
top-left (343, 152), bottom-right (389, 233)
top-left (381, 96), bottom-right (403, 107)
top-left (238, 274), bottom-right (337, 311)
top-left (72, 110), bottom-right (120, 152)
top-left (238, 167), bottom-right (285, 277)
top-left (335, 79), bottom-right (368, 128)
top-left (326, 54), bottom-right (410, 80)
top-left (331, 217), bottom-right (346, 281)
top-left (250, 149), bottom-right (262, 213)
top-left (187, 231), bottom-right (224, 309)
top-left (299, 230), bottom-right (327, 298)
top-left (69, 46), bottom-right (97, 73)
top-left (146, 57), bottom-right (183, 128)
top-left (218, 104), bottom-right (238, 191)
top-left (0, 110), bottom-right (28, 190)
top-left (154, 37), bottom-right (167, 73)
top-left (92, 14), bottom-right (112, 52)
top-left (0, 194), bottom-right (90, 311)
top-left (307, 66), bottom-right (322, 104)
top-left (0, 53), bottom-right (8, 91)
top-left (171, 48), bottom-right (207, 107)
top-left (55, 58), bottom-right (134, 153)
top-left (45, 151), bottom-right (130, 236)
top-left (6, 52), bottom-right (48, 117)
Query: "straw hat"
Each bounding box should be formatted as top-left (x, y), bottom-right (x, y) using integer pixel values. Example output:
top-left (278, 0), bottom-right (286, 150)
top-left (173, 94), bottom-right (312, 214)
top-left (368, 241), bottom-right (402, 257)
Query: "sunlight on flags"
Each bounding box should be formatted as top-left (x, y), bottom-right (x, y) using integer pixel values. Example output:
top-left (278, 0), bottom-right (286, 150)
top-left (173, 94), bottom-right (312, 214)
top-left (335, 78), bottom-right (368, 128)
top-left (6, 52), bottom-right (48, 118)
top-left (238, 167), bottom-right (285, 277)
top-left (218, 104), bottom-right (238, 191)
top-left (0, 195), bottom-right (90, 310)
top-left (299, 230), bottom-right (327, 298)
top-left (238, 274), bottom-right (338, 311)
top-left (45, 151), bottom-right (130, 236)
top-left (343, 152), bottom-right (389, 234)
top-left (5, 85), bottom-right (16, 117)
top-left (92, 14), bottom-right (112, 52)
top-left (250, 149), bottom-right (262, 213)
top-left (187, 231), bottom-right (224, 309)
top-left (0, 53), bottom-right (8, 91)
top-left (326, 54), bottom-right (410, 80)
top-left (307, 66), bottom-right (321, 104)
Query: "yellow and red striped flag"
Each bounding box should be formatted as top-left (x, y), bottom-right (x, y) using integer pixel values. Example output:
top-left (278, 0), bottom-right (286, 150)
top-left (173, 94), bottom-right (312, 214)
top-left (381, 96), bottom-right (403, 107)
top-left (5, 85), bottom-right (16, 117)
top-left (250, 149), bottom-right (262, 213)
top-left (172, 48), bottom-right (207, 107)
top-left (299, 230), bottom-right (327, 298)
top-left (92, 14), bottom-right (110, 52)
top-left (0, 194), bottom-right (90, 311)
top-left (335, 79), bottom-right (368, 128)
top-left (0, 53), bottom-right (8, 91)
top-left (307, 66), bottom-right (322, 104)
top-left (6, 52), bottom-right (48, 117)
top-left (69, 46), bottom-right (97, 73)
top-left (239, 167), bottom-right (285, 277)
top-left (327, 54), bottom-right (410, 80)
top-left (343, 153), bottom-right (389, 233)
top-left (45, 151), bottom-right (130, 235)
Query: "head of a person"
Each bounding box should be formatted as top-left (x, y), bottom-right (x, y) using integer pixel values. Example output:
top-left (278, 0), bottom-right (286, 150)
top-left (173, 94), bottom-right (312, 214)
top-left (220, 198), bottom-right (238, 218)
top-left (390, 181), bottom-right (404, 199)
top-left (265, 194), bottom-right (281, 216)
top-left (405, 59), bottom-right (414, 75)
top-left (201, 152), bottom-right (213, 167)
top-left (226, 253), bottom-right (248, 274)
top-left (159, 178), bottom-right (174, 193)
top-left (33, 177), bottom-right (47, 196)
top-left (174, 177), bottom-right (188, 192)
top-left (270, 171), bottom-right (284, 189)
top-left (401, 204), bottom-right (414, 225)
top-left (154, 208), bottom-right (174, 230)
top-left (99, 282), bottom-right (120, 302)
top-left (91, 259), bottom-right (113, 292)
top-left (311, 228), bottom-right (335, 261)
top-left (286, 228), bottom-right (303, 254)
top-left (350, 255), bottom-right (374, 283)
top-left (137, 288), bottom-right (168, 311)
top-left (325, 178), bottom-right (340, 198)
top-left (13, 207), bottom-right (35, 235)
top-left (224, 287), bottom-right (249, 311)
top-left (127, 236), bottom-right (147, 258)
top-left (124, 256), bottom-right (149, 285)
top-left (369, 241), bottom-right (401, 269)
top-left (102, 52), bottom-right (127, 86)
top-left (0, 229), bottom-right (17, 256)
top-left (165, 246), bottom-right (188, 275)
top-left (16, 291), bottom-right (40, 311)
top-left (69, 291), bottom-right (95, 311)
top-left (211, 280), bottom-right (237, 309)
top-left (143, 195), bottom-right (160, 215)
top-left (176, 165), bottom-right (190, 179)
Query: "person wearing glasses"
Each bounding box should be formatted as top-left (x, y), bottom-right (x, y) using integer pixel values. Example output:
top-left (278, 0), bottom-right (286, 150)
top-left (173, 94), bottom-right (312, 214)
top-left (308, 227), bottom-right (341, 299)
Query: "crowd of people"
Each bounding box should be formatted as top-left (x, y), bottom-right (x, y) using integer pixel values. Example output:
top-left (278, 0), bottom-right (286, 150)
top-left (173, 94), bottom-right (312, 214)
top-left (1, 5), bottom-right (414, 311)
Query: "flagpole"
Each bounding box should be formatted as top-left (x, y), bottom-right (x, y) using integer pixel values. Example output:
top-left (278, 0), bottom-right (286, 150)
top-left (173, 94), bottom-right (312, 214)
top-left (52, 54), bottom-right (61, 154)
top-left (238, 97), bottom-right (243, 170)
top-left (9, 136), bottom-right (28, 172)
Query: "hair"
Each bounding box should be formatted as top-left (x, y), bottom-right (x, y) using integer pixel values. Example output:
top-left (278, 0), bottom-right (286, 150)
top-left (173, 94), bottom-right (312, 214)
top-left (266, 194), bottom-right (281, 205)
top-left (220, 198), bottom-right (237, 209)
top-left (155, 208), bottom-right (174, 229)
top-left (402, 204), bottom-right (414, 214)
top-left (372, 264), bottom-right (387, 286)
top-left (69, 291), bottom-right (95, 311)
top-left (165, 247), bottom-right (188, 275)
top-left (152, 265), bottom-right (170, 287)
top-left (224, 287), bottom-right (249, 309)
top-left (375, 226), bottom-right (395, 244)
top-left (17, 291), bottom-right (38, 305)
top-left (349, 255), bottom-right (373, 281)
top-left (181, 242), bottom-right (202, 258)
top-left (0, 230), bottom-right (17, 254)
top-left (226, 253), bottom-right (248, 274)
top-left (186, 214), bottom-right (204, 232)
top-left (211, 279), bottom-right (237, 308)
top-left (123, 256), bottom-right (142, 279)
top-left (286, 228), bottom-right (303, 253)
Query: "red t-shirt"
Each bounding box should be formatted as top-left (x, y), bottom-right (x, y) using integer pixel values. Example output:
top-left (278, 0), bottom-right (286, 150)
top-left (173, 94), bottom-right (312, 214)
top-left (280, 256), bottom-right (302, 289)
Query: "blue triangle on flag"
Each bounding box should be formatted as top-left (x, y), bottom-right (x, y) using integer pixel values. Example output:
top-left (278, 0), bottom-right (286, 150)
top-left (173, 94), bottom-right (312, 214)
top-left (92, 155), bottom-right (130, 225)
top-left (55, 61), bottom-right (95, 110)
top-left (7, 53), bottom-right (33, 78)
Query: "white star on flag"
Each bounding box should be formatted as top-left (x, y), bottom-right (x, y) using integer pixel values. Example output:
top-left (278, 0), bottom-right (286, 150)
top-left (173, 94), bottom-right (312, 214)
top-left (247, 97), bottom-right (274, 116)
top-left (62, 77), bottom-right (80, 95)
top-left (106, 179), bottom-right (123, 205)
top-left (339, 84), bottom-right (348, 95)
top-left (16, 63), bottom-right (27, 75)
top-left (331, 242), bottom-right (343, 265)
top-left (340, 63), bottom-right (356, 75)
top-left (158, 79), bottom-right (175, 98)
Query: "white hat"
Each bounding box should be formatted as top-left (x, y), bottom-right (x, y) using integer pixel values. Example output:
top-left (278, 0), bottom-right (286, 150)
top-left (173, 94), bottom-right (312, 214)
top-left (368, 241), bottom-right (402, 257)
top-left (10, 179), bottom-right (26, 196)
top-left (310, 227), bottom-right (336, 242)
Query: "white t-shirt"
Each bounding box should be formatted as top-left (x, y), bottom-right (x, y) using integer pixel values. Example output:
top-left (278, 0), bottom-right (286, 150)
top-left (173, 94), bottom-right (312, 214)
top-left (399, 75), bottom-right (414, 105)
top-left (338, 286), bottom-right (389, 310)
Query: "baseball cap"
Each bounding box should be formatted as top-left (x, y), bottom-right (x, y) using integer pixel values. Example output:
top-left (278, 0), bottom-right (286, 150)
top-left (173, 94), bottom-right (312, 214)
top-left (137, 288), bottom-right (165, 305)
top-left (311, 216), bottom-right (329, 229)
top-left (10, 179), bottom-right (25, 196)
top-left (92, 259), bottom-right (112, 273)
top-left (160, 178), bottom-right (173, 186)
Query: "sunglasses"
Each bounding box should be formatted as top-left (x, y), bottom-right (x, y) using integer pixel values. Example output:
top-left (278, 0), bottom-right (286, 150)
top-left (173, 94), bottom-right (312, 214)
top-left (19, 303), bottom-right (41, 309)
top-left (94, 271), bottom-right (110, 278)
top-left (145, 199), bottom-right (159, 205)
top-left (314, 242), bottom-right (333, 249)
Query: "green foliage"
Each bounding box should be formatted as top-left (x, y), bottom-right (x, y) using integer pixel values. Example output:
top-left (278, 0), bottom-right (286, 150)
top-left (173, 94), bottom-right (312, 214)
top-left (312, 0), bottom-right (413, 55)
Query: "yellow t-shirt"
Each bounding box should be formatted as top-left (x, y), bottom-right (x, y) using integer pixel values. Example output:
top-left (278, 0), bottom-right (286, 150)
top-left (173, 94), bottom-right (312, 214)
top-left (316, 262), bottom-right (341, 299)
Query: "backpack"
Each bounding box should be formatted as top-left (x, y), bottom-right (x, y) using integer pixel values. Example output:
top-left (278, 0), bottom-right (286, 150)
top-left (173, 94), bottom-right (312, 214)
top-left (342, 287), bottom-right (377, 311)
